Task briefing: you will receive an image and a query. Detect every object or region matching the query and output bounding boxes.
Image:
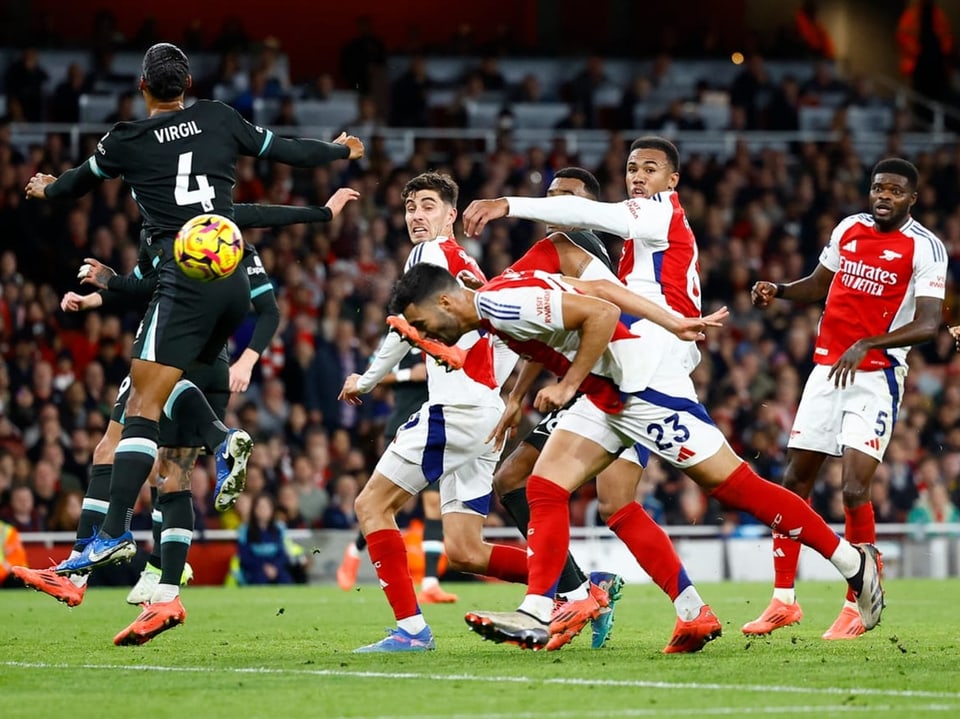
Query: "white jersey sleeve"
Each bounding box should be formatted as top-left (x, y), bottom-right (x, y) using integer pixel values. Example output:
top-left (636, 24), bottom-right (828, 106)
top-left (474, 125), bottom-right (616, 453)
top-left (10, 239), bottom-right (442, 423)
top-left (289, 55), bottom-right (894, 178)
top-left (355, 330), bottom-right (410, 393)
top-left (819, 215), bottom-right (863, 272)
top-left (913, 231), bottom-right (948, 299)
top-left (404, 240), bottom-right (450, 272)
top-left (507, 196), bottom-right (672, 245)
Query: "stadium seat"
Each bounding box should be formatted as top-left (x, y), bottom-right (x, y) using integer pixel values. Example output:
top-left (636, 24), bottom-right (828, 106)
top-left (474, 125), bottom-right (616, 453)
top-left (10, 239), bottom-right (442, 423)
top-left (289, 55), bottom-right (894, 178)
top-left (799, 105), bottom-right (836, 131)
top-left (511, 102), bottom-right (571, 129)
top-left (466, 101), bottom-right (504, 129)
top-left (426, 89), bottom-right (458, 108)
top-left (37, 50), bottom-right (91, 85)
top-left (698, 103), bottom-right (731, 130)
top-left (79, 94), bottom-right (119, 123)
top-left (296, 99), bottom-right (359, 131)
top-left (252, 97), bottom-right (281, 126)
top-left (847, 106), bottom-right (893, 133)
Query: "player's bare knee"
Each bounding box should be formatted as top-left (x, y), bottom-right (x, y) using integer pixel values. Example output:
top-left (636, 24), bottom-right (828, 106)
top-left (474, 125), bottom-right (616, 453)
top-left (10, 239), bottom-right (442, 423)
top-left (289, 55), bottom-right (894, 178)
top-left (841, 483), bottom-right (871, 507)
top-left (443, 535), bottom-right (481, 572)
top-left (353, 489), bottom-right (376, 525)
top-left (92, 438), bottom-right (115, 465)
top-left (782, 471), bottom-right (813, 497)
top-left (597, 497), bottom-right (627, 524)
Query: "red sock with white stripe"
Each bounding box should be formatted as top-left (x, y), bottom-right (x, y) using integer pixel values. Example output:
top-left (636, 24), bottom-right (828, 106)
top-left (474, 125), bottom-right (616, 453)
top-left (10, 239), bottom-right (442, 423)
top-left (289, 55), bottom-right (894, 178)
top-left (771, 530), bottom-right (802, 604)
top-left (710, 462), bottom-right (842, 560)
top-left (523, 476), bottom-right (571, 608)
top-left (843, 502), bottom-right (876, 601)
top-left (485, 544), bottom-right (529, 584)
top-left (366, 529), bottom-right (423, 630)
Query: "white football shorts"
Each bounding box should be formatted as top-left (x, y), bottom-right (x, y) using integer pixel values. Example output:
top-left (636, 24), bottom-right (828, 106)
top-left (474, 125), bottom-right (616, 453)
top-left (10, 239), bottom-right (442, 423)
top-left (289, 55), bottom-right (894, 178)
top-left (375, 403), bottom-right (503, 515)
top-left (788, 363), bottom-right (905, 461)
top-left (555, 371), bottom-right (726, 469)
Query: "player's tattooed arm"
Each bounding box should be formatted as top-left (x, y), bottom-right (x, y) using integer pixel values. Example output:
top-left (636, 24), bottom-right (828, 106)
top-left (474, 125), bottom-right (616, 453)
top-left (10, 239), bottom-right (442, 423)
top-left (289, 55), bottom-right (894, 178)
top-left (77, 257), bottom-right (117, 290)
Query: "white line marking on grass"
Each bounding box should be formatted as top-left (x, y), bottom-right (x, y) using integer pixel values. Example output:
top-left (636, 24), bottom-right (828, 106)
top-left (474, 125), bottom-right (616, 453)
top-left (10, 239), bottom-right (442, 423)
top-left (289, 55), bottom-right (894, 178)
top-left (4, 661), bottom-right (959, 701)
top-left (367, 705), bottom-right (960, 719)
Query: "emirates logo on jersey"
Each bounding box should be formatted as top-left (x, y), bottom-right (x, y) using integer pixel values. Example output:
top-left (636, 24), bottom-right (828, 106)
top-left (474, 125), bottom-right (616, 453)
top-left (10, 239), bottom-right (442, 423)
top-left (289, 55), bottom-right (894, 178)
top-left (839, 257), bottom-right (898, 296)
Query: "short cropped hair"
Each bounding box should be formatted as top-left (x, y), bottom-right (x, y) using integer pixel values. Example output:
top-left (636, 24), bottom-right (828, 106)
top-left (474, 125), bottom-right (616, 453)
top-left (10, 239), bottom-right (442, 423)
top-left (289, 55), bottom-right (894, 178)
top-left (554, 167), bottom-right (601, 199)
top-left (141, 43), bottom-right (190, 101)
top-left (871, 158), bottom-right (919, 190)
top-left (401, 171), bottom-right (459, 207)
top-left (629, 136), bottom-right (680, 172)
top-left (389, 263), bottom-right (459, 315)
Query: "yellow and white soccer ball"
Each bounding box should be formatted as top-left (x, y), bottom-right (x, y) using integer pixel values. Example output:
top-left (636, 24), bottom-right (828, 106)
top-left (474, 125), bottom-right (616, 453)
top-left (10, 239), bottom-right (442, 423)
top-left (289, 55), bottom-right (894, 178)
top-left (173, 213), bottom-right (244, 281)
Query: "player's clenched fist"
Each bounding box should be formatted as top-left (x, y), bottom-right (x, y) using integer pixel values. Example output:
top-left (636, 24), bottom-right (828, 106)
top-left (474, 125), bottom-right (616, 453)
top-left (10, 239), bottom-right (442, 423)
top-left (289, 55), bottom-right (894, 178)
top-left (751, 281), bottom-right (779, 308)
top-left (332, 132), bottom-right (365, 160)
top-left (25, 173), bottom-right (56, 199)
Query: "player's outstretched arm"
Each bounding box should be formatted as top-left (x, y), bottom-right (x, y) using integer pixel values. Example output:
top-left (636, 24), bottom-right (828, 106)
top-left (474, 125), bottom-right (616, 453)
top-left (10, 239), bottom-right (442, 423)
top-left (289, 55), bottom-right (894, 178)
top-left (262, 132), bottom-right (364, 167)
top-left (752, 264), bottom-right (834, 307)
top-left (342, 331), bottom-right (412, 404)
top-left (76, 257), bottom-right (157, 308)
top-left (61, 291), bottom-right (103, 312)
top-left (230, 287), bottom-right (281, 393)
top-left (27, 162), bottom-right (103, 200)
top-left (563, 276), bottom-right (728, 340)
top-left (233, 189), bottom-right (359, 228)
top-left (463, 195), bottom-right (655, 239)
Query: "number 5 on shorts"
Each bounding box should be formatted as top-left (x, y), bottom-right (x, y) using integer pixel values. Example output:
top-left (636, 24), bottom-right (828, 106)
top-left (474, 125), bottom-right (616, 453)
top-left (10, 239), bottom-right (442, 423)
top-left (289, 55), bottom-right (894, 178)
top-left (874, 410), bottom-right (889, 437)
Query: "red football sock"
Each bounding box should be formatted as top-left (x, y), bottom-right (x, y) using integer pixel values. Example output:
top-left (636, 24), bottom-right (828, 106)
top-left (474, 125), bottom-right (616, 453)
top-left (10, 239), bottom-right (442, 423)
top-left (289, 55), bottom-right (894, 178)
top-left (366, 528), bottom-right (419, 621)
top-left (772, 530), bottom-right (803, 589)
top-left (608, 502), bottom-right (684, 600)
top-left (526, 475), bottom-right (571, 597)
top-left (710, 462), bottom-right (841, 560)
top-left (843, 502), bottom-right (876, 601)
top-left (485, 543), bottom-right (529, 584)
top-left (509, 238), bottom-right (562, 274)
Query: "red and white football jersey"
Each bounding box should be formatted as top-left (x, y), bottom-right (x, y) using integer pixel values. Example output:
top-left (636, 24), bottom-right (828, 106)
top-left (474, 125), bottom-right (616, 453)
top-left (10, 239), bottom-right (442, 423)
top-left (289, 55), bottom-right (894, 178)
top-left (505, 193), bottom-right (701, 318)
top-left (616, 192), bottom-right (702, 319)
top-left (815, 214), bottom-right (947, 370)
top-left (475, 271), bottom-right (655, 412)
top-left (403, 236), bottom-right (505, 407)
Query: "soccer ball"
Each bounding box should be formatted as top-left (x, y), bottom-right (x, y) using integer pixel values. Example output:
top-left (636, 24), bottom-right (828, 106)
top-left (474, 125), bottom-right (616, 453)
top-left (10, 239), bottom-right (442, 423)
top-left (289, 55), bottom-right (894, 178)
top-left (173, 213), bottom-right (244, 281)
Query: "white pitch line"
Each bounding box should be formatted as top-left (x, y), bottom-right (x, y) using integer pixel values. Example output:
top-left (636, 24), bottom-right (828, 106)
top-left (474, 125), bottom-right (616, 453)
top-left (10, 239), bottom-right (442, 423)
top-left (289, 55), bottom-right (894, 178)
top-left (367, 705), bottom-right (960, 719)
top-left (4, 661), bottom-right (959, 701)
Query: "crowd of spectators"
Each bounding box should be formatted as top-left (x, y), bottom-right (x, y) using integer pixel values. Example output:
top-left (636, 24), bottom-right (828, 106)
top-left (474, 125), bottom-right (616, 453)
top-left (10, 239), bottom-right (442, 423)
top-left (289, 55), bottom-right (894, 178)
top-left (2, 19), bottom-right (960, 546)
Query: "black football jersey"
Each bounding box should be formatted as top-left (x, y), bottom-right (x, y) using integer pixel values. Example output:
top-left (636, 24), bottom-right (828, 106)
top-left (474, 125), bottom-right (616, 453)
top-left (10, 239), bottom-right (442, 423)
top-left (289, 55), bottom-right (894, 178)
top-left (89, 100), bottom-right (277, 237)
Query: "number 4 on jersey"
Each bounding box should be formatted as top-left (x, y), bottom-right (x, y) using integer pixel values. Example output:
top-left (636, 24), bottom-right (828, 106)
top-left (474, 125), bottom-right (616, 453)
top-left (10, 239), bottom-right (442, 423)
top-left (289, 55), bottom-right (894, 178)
top-left (175, 151), bottom-right (215, 211)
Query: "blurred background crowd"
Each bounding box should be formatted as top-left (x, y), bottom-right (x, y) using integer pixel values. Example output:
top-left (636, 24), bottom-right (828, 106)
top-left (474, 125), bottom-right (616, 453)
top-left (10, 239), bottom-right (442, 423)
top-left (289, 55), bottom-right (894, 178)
top-left (2, 2), bottom-right (960, 558)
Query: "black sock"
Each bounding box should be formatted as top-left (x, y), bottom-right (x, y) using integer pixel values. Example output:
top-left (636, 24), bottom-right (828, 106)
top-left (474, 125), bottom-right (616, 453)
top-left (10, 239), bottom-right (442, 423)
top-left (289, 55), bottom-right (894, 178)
top-left (75, 464), bottom-right (112, 552)
top-left (165, 380), bottom-right (228, 452)
top-left (355, 529), bottom-right (367, 552)
top-left (423, 517), bottom-right (443, 579)
top-left (148, 485), bottom-right (162, 569)
top-left (500, 488), bottom-right (531, 535)
top-left (501, 487), bottom-right (587, 594)
top-left (101, 417), bottom-right (158, 537)
top-left (157, 490), bottom-right (194, 588)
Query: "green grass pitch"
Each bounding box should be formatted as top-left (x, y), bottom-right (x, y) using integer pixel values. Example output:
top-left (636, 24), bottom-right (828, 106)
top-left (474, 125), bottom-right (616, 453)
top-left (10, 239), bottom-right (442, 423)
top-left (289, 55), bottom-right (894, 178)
top-left (2, 578), bottom-right (958, 719)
